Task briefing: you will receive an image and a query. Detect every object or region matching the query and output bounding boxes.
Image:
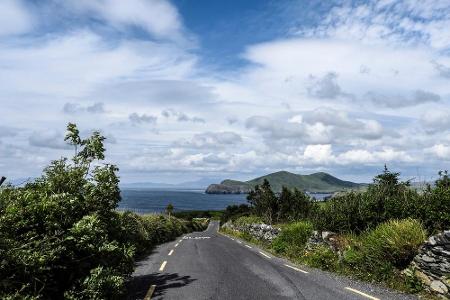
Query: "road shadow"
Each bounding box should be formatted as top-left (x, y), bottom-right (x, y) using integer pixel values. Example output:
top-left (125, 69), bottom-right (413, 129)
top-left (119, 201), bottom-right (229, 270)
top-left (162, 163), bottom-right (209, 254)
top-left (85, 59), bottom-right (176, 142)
top-left (126, 272), bottom-right (196, 300)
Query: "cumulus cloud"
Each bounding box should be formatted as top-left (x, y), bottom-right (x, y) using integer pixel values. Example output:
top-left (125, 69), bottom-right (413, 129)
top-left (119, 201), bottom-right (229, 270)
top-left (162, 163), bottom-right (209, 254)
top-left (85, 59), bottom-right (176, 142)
top-left (129, 113), bottom-right (157, 125)
top-left (303, 144), bottom-right (333, 164)
top-left (307, 72), bottom-right (352, 99)
top-left (161, 109), bottom-right (205, 123)
top-left (63, 102), bottom-right (105, 114)
top-left (427, 144), bottom-right (450, 159)
top-left (365, 90), bottom-right (441, 108)
top-left (246, 108), bottom-right (384, 145)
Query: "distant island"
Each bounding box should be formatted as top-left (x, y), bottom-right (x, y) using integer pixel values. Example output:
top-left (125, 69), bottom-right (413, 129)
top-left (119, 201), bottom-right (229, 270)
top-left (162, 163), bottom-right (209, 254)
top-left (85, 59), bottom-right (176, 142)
top-left (205, 171), bottom-right (363, 194)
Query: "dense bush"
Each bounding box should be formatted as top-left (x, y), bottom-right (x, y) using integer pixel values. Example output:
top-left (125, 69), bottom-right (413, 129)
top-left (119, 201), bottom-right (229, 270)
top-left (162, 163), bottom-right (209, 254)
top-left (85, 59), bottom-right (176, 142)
top-left (0, 124), bottom-right (207, 299)
top-left (272, 221), bottom-right (313, 255)
top-left (220, 204), bottom-right (251, 224)
top-left (247, 180), bottom-right (313, 224)
top-left (301, 245), bottom-right (338, 271)
top-left (360, 219), bottom-right (426, 269)
top-left (234, 215), bottom-right (263, 227)
top-left (311, 166), bottom-right (450, 234)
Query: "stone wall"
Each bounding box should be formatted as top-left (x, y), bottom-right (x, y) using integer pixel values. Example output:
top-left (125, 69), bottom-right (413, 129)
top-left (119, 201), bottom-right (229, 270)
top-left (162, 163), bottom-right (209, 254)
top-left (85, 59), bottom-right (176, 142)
top-left (410, 230), bottom-right (450, 298)
top-left (222, 221), bottom-right (280, 241)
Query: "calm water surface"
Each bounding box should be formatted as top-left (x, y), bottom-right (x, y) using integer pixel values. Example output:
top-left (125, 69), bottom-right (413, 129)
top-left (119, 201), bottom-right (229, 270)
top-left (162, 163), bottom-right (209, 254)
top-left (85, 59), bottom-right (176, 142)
top-left (118, 189), bottom-right (248, 213)
top-left (118, 189), bottom-right (332, 213)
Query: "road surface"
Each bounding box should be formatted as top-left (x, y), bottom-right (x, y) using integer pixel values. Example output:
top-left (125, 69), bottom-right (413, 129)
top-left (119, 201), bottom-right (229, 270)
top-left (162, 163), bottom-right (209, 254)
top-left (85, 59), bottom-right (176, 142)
top-left (127, 221), bottom-right (416, 300)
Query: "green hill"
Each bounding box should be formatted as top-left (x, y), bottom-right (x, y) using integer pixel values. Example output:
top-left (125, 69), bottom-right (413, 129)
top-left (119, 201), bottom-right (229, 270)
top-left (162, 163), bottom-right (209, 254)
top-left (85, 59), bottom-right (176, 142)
top-left (205, 171), bottom-right (362, 194)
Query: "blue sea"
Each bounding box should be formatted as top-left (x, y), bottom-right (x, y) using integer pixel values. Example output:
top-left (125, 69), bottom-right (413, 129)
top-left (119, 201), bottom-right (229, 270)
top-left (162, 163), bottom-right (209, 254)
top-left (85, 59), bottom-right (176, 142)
top-left (118, 189), bottom-right (332, 213)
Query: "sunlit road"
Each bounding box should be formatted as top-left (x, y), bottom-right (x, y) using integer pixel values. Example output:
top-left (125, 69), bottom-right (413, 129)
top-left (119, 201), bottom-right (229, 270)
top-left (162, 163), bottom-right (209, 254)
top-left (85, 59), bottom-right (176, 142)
top-left (126, 221), bottom-right (416, 300)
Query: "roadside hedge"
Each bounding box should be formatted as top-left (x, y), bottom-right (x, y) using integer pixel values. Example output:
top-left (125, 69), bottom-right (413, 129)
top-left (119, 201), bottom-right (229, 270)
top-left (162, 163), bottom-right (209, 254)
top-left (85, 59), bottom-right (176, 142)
top-left (0, 124), bottom-right (208, 299)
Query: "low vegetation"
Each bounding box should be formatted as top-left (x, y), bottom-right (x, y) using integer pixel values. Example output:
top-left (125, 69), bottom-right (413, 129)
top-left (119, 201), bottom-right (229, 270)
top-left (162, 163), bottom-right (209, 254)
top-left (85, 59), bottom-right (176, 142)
top-left (221, 166), bottom-right (450, 296)
top-left (0, 124), bottom-right (208, 299)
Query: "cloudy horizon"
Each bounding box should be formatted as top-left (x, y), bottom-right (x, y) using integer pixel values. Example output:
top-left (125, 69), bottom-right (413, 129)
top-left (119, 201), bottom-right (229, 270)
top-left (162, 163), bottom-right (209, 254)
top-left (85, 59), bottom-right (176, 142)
top-left (1, 0), bottom-right (449, 184)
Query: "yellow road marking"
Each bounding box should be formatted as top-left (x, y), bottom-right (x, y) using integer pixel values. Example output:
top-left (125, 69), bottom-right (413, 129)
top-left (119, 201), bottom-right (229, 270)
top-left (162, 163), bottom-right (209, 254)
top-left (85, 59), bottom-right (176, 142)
top-left (144, 284), bottom-right (156, 300)
top-left (284, 264), bottom-right (309, 274)
top-left (159, 261), bottom-right (167, 272)
top-left (345, 287), bottom-right (380, 300)
top-left (259, 251), bottom-right (271, 259)
top-left (245, 245), bottom-right (252, 249)
top-left (168, 249), bottom-right (174, 256)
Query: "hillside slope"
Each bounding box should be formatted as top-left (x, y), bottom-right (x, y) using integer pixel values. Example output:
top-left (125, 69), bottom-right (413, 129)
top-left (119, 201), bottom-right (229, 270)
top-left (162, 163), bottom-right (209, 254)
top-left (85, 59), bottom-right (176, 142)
top-left (205, 171), bottom-right (361, 194)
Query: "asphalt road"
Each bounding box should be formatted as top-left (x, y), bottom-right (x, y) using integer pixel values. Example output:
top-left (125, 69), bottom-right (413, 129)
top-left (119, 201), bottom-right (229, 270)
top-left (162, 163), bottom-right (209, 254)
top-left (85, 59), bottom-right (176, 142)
top-left (127, 221), bottom-right (417, 300)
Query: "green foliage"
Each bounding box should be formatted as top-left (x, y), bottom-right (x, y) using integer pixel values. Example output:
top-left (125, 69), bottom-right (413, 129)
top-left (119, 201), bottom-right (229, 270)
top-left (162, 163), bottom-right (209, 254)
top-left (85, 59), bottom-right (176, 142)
top-left (245, 171), bottom-right (361, 193)
top-left (419, 171), bottom-right (450, 233)
top-left (278, 187), bottom-right (312, 221)
top-left (247, 179), bottom-right (279, 224)
top-left (311, 166), bottom-right (447, 233)
top-left (0, 123), bottom-right (208, 299)
top-left (301, 245), bottom-right (339, 271)
top-left (234, 215), bottom-right (263, 227)
top-left (220, 204), bottom-right (251, 224)
top-left (361, 219), bottom-right (426, 269)
top-left (272, 221), bottom-right (313, 255)
top-left (247, 180), bottom-right (313, 224)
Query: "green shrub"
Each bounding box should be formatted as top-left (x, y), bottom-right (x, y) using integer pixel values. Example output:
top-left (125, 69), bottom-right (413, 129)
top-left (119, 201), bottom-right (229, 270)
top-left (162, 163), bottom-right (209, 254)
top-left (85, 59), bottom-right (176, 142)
top-left (361, 219), bottom-right (426, 269)
top-left (0, 123), bottom-right (209, 299)
top-left (272, 221), bottom-right (313, 255)
top-left (301, 245), bottom-right (339, 271)
top-left (234, 215), bottom-right (263, 227)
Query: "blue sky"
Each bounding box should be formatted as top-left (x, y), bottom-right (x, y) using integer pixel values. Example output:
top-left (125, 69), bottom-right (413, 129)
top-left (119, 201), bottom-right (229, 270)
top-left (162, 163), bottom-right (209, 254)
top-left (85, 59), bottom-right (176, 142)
top-left (1, 0), bottom-right (450, 184)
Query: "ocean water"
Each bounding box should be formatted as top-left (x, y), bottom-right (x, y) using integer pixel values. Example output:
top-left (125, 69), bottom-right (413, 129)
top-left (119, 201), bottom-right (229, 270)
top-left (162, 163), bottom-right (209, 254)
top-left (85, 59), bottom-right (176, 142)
top-left (118, 189), bottom-right (248, 213)
top-left (118, 189), bottom-right (332, 213)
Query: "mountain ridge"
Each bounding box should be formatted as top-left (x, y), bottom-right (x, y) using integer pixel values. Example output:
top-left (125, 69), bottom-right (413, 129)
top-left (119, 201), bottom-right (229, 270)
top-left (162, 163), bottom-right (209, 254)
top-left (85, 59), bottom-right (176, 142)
top-left (205, 170), bottom-right (363, 194)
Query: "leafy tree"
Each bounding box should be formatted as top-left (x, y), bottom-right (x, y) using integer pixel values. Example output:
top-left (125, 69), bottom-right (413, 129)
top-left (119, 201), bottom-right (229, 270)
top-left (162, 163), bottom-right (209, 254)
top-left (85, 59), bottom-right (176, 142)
top-left (0, 123), bottom-right (127, 299)
top-left (0, 123), bottom-right (208, 299)
top-left (278, 187), bottom-right (312, 221)
top-left (247, 179), bottom-right (279, 224)
top-left (420, 170), bottom-right (450, 232)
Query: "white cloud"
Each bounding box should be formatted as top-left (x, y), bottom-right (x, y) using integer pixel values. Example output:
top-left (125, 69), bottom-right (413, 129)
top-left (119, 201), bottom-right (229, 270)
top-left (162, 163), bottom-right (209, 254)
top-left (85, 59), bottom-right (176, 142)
top-left (303, 144), bottom-right (333, 164)
top-left (421, 110), bottom-right (450, 133)
top-left (176, 131), bottom-right (243, 149)
top-left (69, 0), bottom-right (187, 43)
top-left (0, 0), bottom-right (33, 36)
top-left (427, 144), bottom-right (450, 159)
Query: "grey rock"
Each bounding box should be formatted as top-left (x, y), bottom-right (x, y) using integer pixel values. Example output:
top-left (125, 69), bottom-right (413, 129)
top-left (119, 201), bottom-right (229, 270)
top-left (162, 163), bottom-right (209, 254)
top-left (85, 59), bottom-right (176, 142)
top-left (430, 280), bottom-right (448, 294)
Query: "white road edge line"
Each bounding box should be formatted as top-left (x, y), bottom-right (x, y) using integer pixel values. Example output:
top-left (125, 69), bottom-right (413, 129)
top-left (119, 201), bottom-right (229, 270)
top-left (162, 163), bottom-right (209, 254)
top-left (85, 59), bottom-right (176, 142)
top-left (283, 264), bottom-right (308, 274)
top-left (175, 243), bottom-right (179, 247)
top-left (230, 238), bottom-right (235, 241)
top-left (144, 284), bottom-right (156, 300)
top-left (345, 287), bottom-right (380, 300)
top-left (245, 245), bottom-right (252, 249)
top-left (259, 251), bottom-right (271, 259)
top-left (159, 261), bottom-right (167, 272)
top-left (168, 249), bottom-right (174, 256)
top-left (237, 240), bottom-right (242, 244)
